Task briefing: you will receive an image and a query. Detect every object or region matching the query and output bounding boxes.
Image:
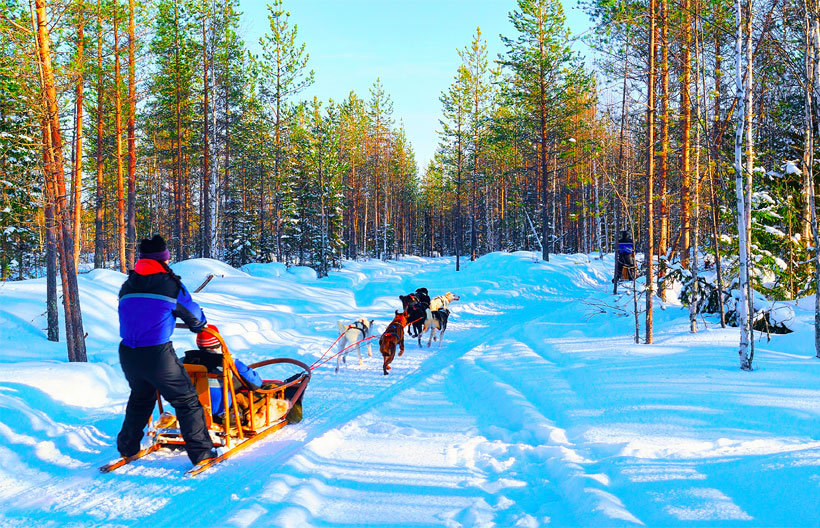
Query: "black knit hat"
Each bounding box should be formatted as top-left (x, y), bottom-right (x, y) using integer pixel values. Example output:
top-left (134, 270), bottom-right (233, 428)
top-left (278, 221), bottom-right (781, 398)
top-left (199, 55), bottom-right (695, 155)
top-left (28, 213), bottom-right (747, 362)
top-left (416, 287), bottom-right (428, 295)
top-left (139, 234), bottom-right (171, 261)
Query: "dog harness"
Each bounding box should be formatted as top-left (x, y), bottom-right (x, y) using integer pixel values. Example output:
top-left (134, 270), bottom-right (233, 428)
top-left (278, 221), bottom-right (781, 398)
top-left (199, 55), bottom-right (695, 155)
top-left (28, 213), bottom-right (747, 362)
top-left (346, 321), bottom-right (369, 338)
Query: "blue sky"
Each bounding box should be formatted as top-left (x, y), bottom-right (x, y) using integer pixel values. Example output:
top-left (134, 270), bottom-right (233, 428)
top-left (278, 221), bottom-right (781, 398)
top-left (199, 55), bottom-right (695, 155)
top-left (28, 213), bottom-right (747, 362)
top-left (239, 0), bottom-right (593, 172)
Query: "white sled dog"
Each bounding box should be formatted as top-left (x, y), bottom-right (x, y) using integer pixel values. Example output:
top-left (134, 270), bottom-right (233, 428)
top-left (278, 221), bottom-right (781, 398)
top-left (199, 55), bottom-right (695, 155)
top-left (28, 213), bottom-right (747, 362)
top-left (429, 292), bottom-right (460, 312)
top-left (336, 318), bottom-right (375, 372)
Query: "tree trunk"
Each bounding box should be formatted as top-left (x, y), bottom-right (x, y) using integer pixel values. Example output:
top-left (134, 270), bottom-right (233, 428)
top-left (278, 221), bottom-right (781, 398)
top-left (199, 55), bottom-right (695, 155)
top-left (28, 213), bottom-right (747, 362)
top-left (743, 0), bottom-right (755, 367)
top-left (736, 0), bottom-right (753, 370)
top-left (33, 0), bottom-right (87, 362)
top-left (42, 119), bottom-right (59, 342)
top-left (173, 2), bottom-right (184, 260)
top-left (456, 124), bottom-right (462, 271)
top-left (72, 1), bottom-right (84, 271)
top-left (113, 5), bottom-right (125, 272)
top-left (202, 16), bottom-right (211, 258)
top-left (94, 0), bottom-right (105, 269)
top-left (680, 0), bottom-right (692, 269)
top-left (126, 0), bottom-right (136, 267)
top-left (646, 0), bottom-right (657, 345)
top-left (658, 0), bottom-right (670, 299)
top-left (539, 15), bottom-right (549, 263)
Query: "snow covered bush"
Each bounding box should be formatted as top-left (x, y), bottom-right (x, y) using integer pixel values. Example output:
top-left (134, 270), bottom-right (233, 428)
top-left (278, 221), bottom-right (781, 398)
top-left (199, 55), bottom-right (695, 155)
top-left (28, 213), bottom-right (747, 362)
top-left (723, 284), bottom-right (794, 334)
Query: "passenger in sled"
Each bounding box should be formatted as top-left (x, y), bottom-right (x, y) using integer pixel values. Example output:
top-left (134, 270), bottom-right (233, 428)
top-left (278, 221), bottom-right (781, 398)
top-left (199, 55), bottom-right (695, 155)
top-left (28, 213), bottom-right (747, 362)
top-left (183, 325), bottom-right (304, 426)
top-left (183, 324), bottom-right (262, 422)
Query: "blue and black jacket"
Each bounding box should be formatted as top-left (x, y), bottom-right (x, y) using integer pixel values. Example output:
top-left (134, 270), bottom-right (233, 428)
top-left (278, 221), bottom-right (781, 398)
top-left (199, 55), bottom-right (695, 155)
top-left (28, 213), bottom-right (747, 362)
top-left (119, 259), bottom-right (207, 348)
top-left (617, 241), bottom-right (634, 254)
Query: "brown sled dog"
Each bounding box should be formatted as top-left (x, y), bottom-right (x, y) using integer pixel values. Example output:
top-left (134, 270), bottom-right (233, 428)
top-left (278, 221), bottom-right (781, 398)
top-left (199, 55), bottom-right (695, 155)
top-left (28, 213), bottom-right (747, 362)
top-left (379, 311), bottom-right (408, 375)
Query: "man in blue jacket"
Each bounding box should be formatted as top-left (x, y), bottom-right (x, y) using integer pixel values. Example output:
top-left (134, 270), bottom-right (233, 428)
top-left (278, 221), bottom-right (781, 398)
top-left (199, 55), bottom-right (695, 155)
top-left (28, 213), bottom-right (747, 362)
top-left (117, 235), bottom-right (215, 465)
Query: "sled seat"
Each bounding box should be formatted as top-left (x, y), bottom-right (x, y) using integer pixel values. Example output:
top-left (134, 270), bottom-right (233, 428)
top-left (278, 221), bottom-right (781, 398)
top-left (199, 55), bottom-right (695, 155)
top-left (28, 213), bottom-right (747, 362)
top-left (183, 364), bottom-right (213, 428)
top-left (183, 360), bottom-right (295, 434)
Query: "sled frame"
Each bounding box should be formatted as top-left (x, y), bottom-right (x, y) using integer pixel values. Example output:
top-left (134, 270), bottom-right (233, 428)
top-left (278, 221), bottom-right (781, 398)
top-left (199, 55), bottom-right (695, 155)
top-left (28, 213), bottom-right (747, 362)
top-left (101, 326), bottom-right (310, 476)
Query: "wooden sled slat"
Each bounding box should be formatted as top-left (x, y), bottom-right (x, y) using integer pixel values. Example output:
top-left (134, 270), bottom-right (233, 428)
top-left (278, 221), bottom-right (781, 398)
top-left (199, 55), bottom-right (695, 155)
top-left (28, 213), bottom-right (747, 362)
top-left (99, 443), bottom-right (162, 473)
top-left (185, 420), bottom-right (288, 477)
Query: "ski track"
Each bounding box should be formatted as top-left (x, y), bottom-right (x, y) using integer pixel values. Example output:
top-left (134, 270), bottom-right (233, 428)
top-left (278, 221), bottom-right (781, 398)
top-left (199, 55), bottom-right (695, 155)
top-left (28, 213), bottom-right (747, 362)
top-left (3, 253), bottom-right (820, 526)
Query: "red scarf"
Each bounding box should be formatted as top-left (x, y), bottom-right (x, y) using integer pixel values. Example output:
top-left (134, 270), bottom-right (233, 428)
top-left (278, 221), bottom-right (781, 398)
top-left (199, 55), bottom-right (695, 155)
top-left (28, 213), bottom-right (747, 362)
top-left (134, 259), bottom-right (168, 276)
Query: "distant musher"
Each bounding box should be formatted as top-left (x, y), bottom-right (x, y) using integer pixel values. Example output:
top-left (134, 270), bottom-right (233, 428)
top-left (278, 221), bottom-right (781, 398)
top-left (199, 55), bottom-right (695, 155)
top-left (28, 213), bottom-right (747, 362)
top-left (116, 234), bottom-right (215, 466)
top-left (613, 230), bottom-right (636, 293)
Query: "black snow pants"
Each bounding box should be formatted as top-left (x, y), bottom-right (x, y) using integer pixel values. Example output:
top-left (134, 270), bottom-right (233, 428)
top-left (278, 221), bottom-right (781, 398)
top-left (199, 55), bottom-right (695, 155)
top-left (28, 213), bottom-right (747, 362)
top-left (117, 342), bottom-right (213, 464)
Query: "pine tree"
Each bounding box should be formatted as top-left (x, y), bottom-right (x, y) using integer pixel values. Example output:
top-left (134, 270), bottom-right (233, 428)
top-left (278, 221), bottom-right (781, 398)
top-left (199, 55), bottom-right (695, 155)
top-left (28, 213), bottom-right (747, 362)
top-left (500, 0), bottom-right (592, 261)
top-left (259, 0), bottom-right (314, 262)
top-left (439, 65), bottom-right (470, 270)
top-left (0, 3), bottom-right (40, 280)
top-left (459, 27), bottom-right (492, 261)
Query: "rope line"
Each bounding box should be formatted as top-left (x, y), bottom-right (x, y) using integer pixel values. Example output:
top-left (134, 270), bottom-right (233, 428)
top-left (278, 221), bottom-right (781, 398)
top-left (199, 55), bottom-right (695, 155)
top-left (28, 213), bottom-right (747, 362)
top-left (309, 331), bottom-right (346, 370)
top-left (310, 316), bottom-right (425, 373)
top-left (310, 336), bottom-right (377, 371)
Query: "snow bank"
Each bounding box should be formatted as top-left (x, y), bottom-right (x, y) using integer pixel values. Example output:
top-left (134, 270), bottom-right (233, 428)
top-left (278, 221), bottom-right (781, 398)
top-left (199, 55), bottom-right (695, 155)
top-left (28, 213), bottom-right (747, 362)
top-left (172, 258), bottom-right (249, 287)
top-left (241, 262), bottom-right (287, 279)
top-left (0, 362), bottom-right (127, 408)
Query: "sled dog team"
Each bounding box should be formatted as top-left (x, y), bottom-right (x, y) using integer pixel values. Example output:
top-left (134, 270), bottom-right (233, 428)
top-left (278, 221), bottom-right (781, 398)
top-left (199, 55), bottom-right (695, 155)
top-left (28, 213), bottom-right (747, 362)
top-left (336, 288), bottom-right (460, 375)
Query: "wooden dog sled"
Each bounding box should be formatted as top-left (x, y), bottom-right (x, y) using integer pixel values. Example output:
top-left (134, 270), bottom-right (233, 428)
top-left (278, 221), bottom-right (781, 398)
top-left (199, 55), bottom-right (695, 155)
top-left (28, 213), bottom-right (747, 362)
top-left (100, 326), bottom-right (310, 476)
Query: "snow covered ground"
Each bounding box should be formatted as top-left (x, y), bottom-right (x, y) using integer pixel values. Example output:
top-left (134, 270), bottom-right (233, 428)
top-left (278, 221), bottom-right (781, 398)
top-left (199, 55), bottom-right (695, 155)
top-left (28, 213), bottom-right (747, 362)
top-left (1, 252), bottom-right (819, 527)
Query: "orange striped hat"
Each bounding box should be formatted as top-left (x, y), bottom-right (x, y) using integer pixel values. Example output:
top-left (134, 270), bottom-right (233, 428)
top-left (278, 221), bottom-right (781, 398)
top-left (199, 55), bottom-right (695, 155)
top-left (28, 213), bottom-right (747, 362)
top-left (196, 324), bottom-right (221, 350)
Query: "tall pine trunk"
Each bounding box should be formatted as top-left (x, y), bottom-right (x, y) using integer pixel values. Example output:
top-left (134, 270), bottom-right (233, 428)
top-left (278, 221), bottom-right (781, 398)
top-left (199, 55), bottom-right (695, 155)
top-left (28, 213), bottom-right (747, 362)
top-left (658, 0), bottom-right (670, 300)
top-left (72, 2), bottom-right (84, 271)
top-left (173, 2), bottom-right (184, 260)
top-left (201, 16), bottom-right (211, 258)
top-left (680, 0), bottom-right (692, 269)
top-left (126, 0), bottom-right (136, 267)
top-left (645, 0), bottom-right (657, 344)
top-left (93, 0), bottom-right (105, 269)
top-left (33, 0), bottom-right (87, 362)
top-left (113, 5), bottom-right (125, 272)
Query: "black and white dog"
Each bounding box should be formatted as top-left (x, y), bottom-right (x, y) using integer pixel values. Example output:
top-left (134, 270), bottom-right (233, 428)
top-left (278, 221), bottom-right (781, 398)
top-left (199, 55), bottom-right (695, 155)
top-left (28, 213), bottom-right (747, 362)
top-left (420, 308), bottom-right (450, 348)
top-left (335, 318), bottom-right (374, 372)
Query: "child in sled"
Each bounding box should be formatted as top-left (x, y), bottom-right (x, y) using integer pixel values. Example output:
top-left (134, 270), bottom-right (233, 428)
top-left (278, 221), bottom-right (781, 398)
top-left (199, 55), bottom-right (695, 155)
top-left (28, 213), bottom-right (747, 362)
top-left (183, 324), bottom-right (264, 423)
top-left (183, 325), bottom-right (304, 426)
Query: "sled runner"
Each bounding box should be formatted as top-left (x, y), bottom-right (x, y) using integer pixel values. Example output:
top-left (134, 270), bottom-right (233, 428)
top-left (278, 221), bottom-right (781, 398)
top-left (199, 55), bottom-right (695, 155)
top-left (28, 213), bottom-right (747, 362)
top-left (100, 326), bottom-right (310, 476)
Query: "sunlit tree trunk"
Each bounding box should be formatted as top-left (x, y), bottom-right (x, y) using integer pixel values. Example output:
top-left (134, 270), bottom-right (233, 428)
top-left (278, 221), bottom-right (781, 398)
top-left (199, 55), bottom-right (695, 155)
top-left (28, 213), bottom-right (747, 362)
top-left (680, 0), bottom-right (692, 270)
top-left (93, 0), bottom-right (104, 269)
top-left (33, 0), bottom-right (87, 362)
top-left (735, 0), bottom-right (753, 370)
top-left (646, 0), bottom-right (657, 344)
top-left (126, 0), bottom-right (136, 267)
top-left (113, 4), bottom-right (125, 273)
top-left (201, 15), bottom-right (211, 258)
top-left (658, 0), bottom-right (670, 300)
top-left (72, 0), bottom-right (84, 271)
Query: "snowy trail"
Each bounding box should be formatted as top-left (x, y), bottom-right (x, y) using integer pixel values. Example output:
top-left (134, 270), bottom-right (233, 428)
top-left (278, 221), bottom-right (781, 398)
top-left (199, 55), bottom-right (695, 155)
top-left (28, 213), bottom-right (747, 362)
top-left (3, 252), bottom-right (820, 526)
